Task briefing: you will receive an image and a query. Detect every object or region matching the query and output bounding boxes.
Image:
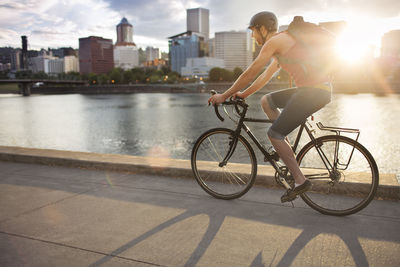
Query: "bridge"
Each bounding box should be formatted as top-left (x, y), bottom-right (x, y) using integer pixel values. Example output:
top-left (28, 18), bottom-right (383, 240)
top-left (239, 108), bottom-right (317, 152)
top-left (0, 79), bottom-right (87, 96)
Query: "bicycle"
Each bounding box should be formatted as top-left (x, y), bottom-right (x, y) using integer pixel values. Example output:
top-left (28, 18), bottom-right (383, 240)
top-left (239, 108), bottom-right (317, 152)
top-left (191, 91), bottom-right (379, 216)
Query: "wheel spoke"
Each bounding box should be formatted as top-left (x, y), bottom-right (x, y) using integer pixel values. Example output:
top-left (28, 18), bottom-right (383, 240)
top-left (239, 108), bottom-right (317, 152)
top-left (298, 135), bottom-right (378, 216)
top-left (191, 129), bottom-right (256, 199)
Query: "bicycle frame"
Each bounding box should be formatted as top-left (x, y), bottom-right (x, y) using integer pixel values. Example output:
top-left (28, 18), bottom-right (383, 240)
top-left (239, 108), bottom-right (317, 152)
top-left (218, 100), bottom-right (345, 185)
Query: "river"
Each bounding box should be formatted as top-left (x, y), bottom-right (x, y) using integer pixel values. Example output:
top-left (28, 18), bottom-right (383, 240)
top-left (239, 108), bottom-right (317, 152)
top-left (0, 92), bottom-right (399, 175)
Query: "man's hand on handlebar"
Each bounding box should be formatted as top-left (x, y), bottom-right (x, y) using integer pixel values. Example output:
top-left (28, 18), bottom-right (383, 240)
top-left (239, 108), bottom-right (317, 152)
top-left (233, 91), bottom-right (245, 100)
top-left (208, 93), bottom-right (227, 106)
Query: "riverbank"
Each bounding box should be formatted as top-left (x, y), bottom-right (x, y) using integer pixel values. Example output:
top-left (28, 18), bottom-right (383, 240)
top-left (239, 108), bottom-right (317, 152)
top-left (1, 81), bottom-right (399, 95)
top-left (0, 146), bottom-right (398, 200)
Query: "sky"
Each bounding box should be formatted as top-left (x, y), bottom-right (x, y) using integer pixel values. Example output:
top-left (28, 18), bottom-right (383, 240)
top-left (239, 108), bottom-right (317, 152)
top-left (0, 0), bottom-right (399, 54)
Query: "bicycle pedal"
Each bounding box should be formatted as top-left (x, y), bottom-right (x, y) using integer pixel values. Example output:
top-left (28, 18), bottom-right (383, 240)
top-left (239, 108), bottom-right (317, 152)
top-left (281, 194), bottom-right (298, 203)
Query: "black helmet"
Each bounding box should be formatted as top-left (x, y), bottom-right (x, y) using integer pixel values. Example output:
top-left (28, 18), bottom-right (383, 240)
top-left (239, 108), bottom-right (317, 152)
top-left (248, 11), bottom-right (278, 32)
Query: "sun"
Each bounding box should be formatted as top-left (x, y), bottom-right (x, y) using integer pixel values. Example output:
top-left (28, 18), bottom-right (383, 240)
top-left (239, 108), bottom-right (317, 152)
top-left (334, 19), bottom-right (380, 64)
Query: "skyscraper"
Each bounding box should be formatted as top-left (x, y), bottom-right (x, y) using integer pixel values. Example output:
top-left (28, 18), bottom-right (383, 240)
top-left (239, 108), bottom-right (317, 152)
top-left (146, 47), bottom-right (160, 61)
top-left (169, 8), bottom-right (209, 74)
top-left (169, 32), bottom-right (204, 73)
top-left (187, 8), bottom-right (209, 39)
top-left (215, 31), bottom-right (253, 71)
top-left (114, 17), bottom-right (139, 70)
top-left (116, 17), bottom-right (134, 45)
top-left (79, 36), bottom-right (114, 74)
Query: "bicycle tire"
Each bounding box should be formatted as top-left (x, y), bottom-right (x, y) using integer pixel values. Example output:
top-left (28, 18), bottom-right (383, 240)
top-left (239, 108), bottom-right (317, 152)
top-left (297, 135), bottom-right (379, 216)
top-left (191, 128), bottom-right (257, 199)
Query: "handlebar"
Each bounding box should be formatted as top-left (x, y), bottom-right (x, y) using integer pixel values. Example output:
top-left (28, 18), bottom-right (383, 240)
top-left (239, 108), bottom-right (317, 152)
top-left (209, 90), bottom-right (247, 122)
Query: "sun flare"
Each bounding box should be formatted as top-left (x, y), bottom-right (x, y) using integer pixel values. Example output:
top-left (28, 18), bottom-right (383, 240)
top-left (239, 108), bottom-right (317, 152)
top-left (333, 16), bottom-right (389, 65)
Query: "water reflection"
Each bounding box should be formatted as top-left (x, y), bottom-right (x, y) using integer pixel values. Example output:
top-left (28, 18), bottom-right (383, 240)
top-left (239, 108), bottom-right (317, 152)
top-left (0, 93), bottom-right (399, 174)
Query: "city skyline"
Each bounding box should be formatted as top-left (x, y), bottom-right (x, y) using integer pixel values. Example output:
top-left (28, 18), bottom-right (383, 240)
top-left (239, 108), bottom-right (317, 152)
top-left (0, 0), bottom-right (399, 54)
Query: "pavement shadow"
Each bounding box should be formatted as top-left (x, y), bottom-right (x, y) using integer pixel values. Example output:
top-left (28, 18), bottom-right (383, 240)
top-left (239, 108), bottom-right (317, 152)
top-left (0, 163), bottom-right (399, 266)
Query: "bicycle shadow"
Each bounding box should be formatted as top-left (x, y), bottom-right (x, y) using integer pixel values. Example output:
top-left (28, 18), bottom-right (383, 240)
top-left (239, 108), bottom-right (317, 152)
top-left (0, 163), bottom-right (397, 266)
top-left (87, 196), bottom-right (382, 267)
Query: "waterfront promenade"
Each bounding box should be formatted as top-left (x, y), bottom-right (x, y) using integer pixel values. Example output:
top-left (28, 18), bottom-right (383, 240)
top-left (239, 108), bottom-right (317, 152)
top-left (0, 146), bottom-right (399, 266)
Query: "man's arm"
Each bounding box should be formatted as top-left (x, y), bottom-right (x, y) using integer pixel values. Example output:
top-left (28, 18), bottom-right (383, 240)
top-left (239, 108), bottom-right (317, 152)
top-left (239, 58), bottom-right (280, 98)
top-left (208, 36), bottom-right (280, 105)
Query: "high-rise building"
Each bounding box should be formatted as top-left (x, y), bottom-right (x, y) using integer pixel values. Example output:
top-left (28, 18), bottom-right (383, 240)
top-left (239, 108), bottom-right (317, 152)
top-left (113, 18), bottom-right (139, 70)
top-left (169, 8), bottom-right (210, 74)
top-left (64, 55), bottom-right (79, 72)
top-left (187, 8), bottom-right (209, 39)
top-left (208, 38), bottom-right (215, 57)
top-left (79, 36), bottom-right (114, 74)
top-left (45, 58), bottom-right (64, 75)
top-left (146, 46), bottom-right (160, 61)
top-left (10, 50), bottom-right (21, 71)
top-left (215, 31), bottom-right (253, 71)
top-left (30, 55), bottom-right (54, 73)
top-left (116, 17), bottom-right (134, 45)
top-left (168, 31), bottom-right (206, 74)
top-left (114, 45), bottom-right (139, 70)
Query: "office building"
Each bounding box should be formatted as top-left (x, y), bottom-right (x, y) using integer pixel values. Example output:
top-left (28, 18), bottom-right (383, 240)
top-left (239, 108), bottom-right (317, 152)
top-left (187, 8), bottom-right (209, 39)
top-left (146, 46), bottom-right (160, 61)
top-left (169, 7), bottom-right (210, 74)
top-left (10, 50), bottom-right (21, 71)
top-left (30, 55), bottom-right (54, 73)
top-left (79, 36), bottom-right (114, 74)
top-left (45, 58), bottom-right (64, 75)
top-left (64, 55), bottom-right (79, 72)
top-left (51, 47), bottom-right (77, 58)
top-left (215, 31), bottom-right (252, 71)
top-left (208, 38), bottom-right (215, 57)
top-left (113, 17), bottom-right (139, 70)
top-left (114, 45), bottom-right (139, 70)
top-left (181, 57), bottom-right (225, 78)
top-left (169, 31), bottom-right (207, 74)
top-left (116, 17), bottom-right (134, 45)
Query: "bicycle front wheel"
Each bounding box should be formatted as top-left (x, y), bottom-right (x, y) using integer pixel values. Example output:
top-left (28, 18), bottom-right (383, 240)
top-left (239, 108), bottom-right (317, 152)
top-left (297, 135), bottom-right (379, 216)
top-left (191, 128), bottom-right (257, 199)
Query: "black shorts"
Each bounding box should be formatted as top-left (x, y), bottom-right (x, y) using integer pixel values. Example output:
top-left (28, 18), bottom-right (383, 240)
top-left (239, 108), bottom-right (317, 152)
top-left (266, 86), bottom-right (331, 139)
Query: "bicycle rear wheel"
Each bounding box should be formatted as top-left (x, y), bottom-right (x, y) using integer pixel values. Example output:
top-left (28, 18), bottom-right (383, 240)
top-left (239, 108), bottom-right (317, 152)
top-left (191, 128), bottom-right (257, 199)
top-left (297, 135), bottom-right (379, 216)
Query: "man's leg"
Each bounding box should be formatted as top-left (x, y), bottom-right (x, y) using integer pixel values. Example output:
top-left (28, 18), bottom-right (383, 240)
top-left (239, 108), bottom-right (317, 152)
top-left (268, 136), bottom-right (306, 185)
top-left (261, 95), bottom-right (280, 120)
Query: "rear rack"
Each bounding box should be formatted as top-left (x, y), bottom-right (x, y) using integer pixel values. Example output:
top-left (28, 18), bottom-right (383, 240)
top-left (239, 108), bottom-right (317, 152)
top-left (316, 122), bottom-right (360, 141)
top-left (316, 122), bottom-right (360, 171)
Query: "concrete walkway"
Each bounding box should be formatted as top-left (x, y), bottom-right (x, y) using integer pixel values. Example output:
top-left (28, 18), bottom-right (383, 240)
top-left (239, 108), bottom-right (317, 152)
top-left (1, 158), bottom-right (400, 266)
top-left (0, 146), bottom-right (398, 200)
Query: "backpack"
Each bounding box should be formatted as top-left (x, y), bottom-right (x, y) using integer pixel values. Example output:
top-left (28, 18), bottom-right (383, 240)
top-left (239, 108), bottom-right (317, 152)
top-left (277, 16), bottom-right (338, 76)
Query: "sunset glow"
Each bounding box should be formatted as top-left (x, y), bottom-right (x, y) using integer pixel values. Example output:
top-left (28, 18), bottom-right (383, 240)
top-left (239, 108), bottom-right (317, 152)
top-left (335, 22), bottom-right (371, 64)
top-left (334, 16), bottom-right (398, 64)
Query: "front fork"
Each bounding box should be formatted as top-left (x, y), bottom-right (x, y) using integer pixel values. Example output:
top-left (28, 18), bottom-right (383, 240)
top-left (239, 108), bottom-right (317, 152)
top-left (218, 135), bottom-right (238, 167)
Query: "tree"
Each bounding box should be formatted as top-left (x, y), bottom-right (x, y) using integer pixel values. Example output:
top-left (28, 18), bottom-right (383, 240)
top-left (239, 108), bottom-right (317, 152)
top-left (209, 67), bottom-right (224, 82)
top-left (222, 69), bottom-right (233, 82)
top-left (109, 68), bottom-right (123, 84)
top-left (99, 74), bottom-right (109, 84)
top-left (88, 72), bottom-right (98, 85)
top-left (123, 70), bottom-right (134, 84)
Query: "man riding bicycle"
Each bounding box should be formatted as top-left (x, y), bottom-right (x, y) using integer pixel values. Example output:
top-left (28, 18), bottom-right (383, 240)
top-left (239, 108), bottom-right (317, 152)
top-left (208, 11), bottom-right (332, 202)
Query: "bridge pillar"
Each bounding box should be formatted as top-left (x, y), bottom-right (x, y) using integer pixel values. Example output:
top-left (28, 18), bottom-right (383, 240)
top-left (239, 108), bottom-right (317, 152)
top-left (21, 83), bottom-right (31, 96)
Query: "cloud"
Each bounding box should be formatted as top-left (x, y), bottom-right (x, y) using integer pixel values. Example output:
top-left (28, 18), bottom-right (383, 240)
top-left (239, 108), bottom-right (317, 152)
top-left (0, 0), bottom-right (398, 51)
top-left (0, 0), bottom-right (119, 49)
